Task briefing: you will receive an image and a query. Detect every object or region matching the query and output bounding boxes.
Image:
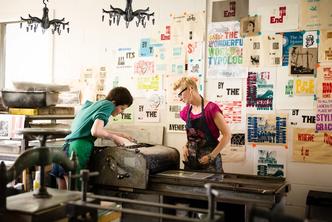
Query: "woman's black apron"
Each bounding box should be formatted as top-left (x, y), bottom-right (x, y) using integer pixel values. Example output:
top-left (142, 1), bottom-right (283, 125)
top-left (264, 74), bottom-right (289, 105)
top-left (183, 96), bottom-right (223, 173)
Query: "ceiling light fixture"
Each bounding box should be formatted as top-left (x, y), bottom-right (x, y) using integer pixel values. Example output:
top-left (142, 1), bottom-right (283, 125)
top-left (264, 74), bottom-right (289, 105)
top-left (102, 0), bottom-right (155, 28)
top-left (20, 0), bottom-right (69, 35)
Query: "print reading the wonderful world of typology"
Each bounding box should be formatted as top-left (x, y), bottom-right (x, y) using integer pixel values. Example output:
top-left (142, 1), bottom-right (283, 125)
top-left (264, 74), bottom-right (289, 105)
top-left (208, 21), bottom-right (243, 67)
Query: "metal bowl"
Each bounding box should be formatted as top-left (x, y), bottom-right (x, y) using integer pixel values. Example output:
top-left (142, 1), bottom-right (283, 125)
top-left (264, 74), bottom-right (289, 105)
top-left (1, 90), bottom-right (59, 108)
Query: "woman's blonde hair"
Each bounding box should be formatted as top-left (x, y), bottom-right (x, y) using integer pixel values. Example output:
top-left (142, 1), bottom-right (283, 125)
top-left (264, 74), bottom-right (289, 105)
top-left (173, 76), bottom-right (198, 91)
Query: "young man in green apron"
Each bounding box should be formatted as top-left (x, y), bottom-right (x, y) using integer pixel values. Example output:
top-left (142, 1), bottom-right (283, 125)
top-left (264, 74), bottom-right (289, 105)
top-left (50, 86), bottom-right (136, 189)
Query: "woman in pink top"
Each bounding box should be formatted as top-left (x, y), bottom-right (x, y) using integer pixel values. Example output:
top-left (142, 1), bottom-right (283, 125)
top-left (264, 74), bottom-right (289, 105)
top-left (173, 76), bottom-right (231, 173)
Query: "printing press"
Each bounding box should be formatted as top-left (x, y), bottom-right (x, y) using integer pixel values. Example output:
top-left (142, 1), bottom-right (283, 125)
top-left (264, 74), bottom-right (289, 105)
top-left (0, 146), bottom-right (223, 222)
top-left (0, 123), bottom-right (291, 222)
top-left (89, 142), bottom-right (291, 222)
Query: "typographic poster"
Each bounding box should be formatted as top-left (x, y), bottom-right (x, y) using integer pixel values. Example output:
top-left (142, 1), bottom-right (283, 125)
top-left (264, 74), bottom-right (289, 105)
top-left (289, 109), bottom-right (316, 128)
top-left (116, 47), bottom-right (136, 69)
top-left (167, 103), bottom-right (186, 133)
top-left (254, 3), bottom-right (299, 32)
top-left (206, 78), bottom-right (245, 132)
top-left (135, 97), bottom-right (161, 123)
top-left (139, 38), bottom-right (154, 57)
top-left (316, 99), bottom-right (332, 132)
top-left (112, 105), bottom-right (134, 123)
top-left (317, 65), bottom-right (332, 99)
top-left (293, 128), bottom-right (332, 164)
top-left (207, 21), bottom-right (244, 78)
top-left (211, 0), bottom-right (249, 22)
top-left (247, 114), bottom-right (287, 145)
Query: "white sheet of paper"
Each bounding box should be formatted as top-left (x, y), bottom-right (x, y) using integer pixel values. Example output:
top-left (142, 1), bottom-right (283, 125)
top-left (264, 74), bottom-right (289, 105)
top-left (112, 134), bottom-right (137, 146)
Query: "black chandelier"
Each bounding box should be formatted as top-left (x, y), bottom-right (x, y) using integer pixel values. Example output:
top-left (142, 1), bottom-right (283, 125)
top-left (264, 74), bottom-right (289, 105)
top-left (102, 0), bottom-right (155, 28)
top-left (20, 0), bottom-right (69, 35)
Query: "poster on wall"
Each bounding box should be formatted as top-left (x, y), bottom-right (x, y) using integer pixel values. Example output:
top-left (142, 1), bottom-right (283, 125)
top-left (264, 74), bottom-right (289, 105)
top-left (300, 0), bottom-right (332, 30)
top-left (206, 78), bottom-right (245, 132)
top-left (320, 0), bottom-right (332, 29)
top-left (300, 0), bottom-right (321, 30)
top-left (135, 97), bottom-right (161, 123)
top-left (206, 78), bottom-right (243, 102)
top-left (316, 99), bottom-right (332, 132)
top-left (166, 103), bottom-right (186, 133)
top-left (154, 46), bottom-right (169, 73)
top-left (275, 67), bottom-right (315, 109)
top-left (136, 74), bottom-right (162, 95)
top-left (293, 128), bottom-right (332, 164)
top-left (171, 12), bottom-right (205, 43)
top-left (217, 100), bottom-right (244, 133)
top-left (246, 69), bottom-right (276, 112)
top-left (116, 47), bottom-right (136, 69)
top-left (112, 106), bottom-right (134, 123)
top-left (134, 60), bottom-right (154, 76)
top-left (95, 66), bottom-right (107, 101)
top-left (170, 45), bottom-right (185, 75)
top-left (139, 38), bottom-right (154, 57)
top-left (221, 133), bottom-right (246, 162)
top-left (207, 21), bottom-right (244, 77)
top-left (187, 41), bottom-right (204, 95)
top-left (243, 35), bottom-right (282, 67)
top-left (240, 16), bottom-right (261, 37)
top-left (254, 147), bottom-right (287, 177)
top-left (80, 68), bottom-right (97, 102)
top-left (289, 109), bottom-right (316, 128)
top-left (243, 36), bottom-right (263, 67)
top-left (109, 74), bottom-right (135, 93)
top-left (160, 25), bottom-right (171, 41)
top-left (262, 34), bottom-right (283, 67)
top-left (254, 3), bottom-right (299, 32)
top-left (282, 32), bottom-right (304, 66)
top-left (317, 65), bottom-right (332, 99)
top-left (210, 0), bottom-right (249, 22)
top-left (319, 30), bottom-right (332, 62)
top-left (289, 46), bottom-right (318, 75)
top-left (165, 74), bottom-right (183, 104)
top-left (293, 77), bottom-right (315, 96)
top-left (247, 114), bottom-right (287, 145)
top-left (303, 31), bottom-right (319, 48)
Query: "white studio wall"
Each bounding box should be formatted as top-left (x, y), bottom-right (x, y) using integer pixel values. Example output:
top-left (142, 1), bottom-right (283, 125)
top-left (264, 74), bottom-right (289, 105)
top-left (1, 0), bottom-right (332, 219)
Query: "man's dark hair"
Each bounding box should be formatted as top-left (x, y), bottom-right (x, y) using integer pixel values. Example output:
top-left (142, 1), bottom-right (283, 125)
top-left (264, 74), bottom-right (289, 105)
top-left (106, 86), bottom-right (133, 106)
